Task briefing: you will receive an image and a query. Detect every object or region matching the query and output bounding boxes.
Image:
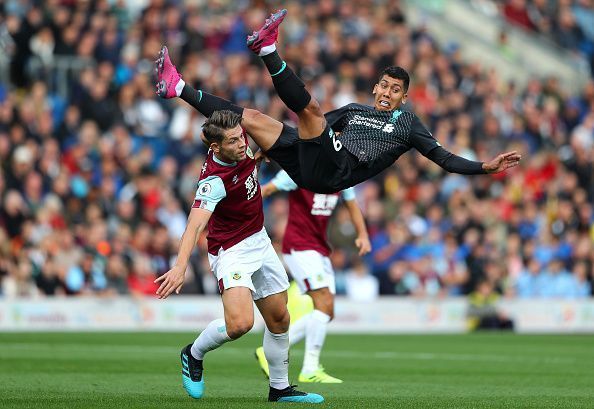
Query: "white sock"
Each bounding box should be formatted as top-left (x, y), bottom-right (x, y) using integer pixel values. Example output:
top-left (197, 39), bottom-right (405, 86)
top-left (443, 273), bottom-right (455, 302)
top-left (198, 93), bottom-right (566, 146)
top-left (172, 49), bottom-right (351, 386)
top-left (302, 310), bottom-right (331, 373)
top-left (259, 43), bottom-right (276, 57)
top-left (175, 78), bottom-right (185, 97)
top-left (190, 318), bottom-right (232, 360)
top-left (289, 313), bottom-right (310, 346)
top-left (264, 327), bottom-right (290, 390)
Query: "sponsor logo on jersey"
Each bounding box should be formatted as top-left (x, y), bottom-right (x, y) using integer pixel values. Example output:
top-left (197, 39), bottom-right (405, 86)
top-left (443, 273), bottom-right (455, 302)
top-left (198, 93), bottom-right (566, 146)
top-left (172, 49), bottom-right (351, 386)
top-left (382, 123), bottom-right (395, 133)
top-left (311, 194), bottom-right (339, 216)
top-left (232, 175), bottom-right (238, 184)
top-left (348, 114), bottom-right (386, 130)
top-left (245, 167), bottom-right (258, 200)
top-left (232, 273), bottom-right (241, 280)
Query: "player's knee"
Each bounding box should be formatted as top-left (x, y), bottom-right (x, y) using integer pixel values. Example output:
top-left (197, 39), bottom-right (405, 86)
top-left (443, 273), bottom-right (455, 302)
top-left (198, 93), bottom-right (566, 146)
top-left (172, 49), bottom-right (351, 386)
top-left (268, 308), bottom-right (290, 333)
top-left (242, 108), bottom-right (262, 122)
top-left (226, 318), bottom-right (254, 339)
top-left (312, 292), bottom-right (334, 320)
top-left (302, 98), bottom-right (323, 118)
top-left (318, 303), bottom-right (334, 321)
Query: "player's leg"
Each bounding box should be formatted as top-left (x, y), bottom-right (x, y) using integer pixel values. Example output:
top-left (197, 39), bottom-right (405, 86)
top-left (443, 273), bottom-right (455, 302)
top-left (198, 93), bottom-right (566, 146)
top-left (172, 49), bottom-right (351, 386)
top-left (298, 288), bottom-right (342, 383)
top-left (251, 238), bottom-right (324, 403)
top-left (247, 10), bottom-right (326, 140)
top-left (254, 291), bottom-right (290, 390)
top-left (155, 45), bottom-right (282, 150)
top-left (283, 251), bottom-right (342, 383)
top-left (181, 287), bottom-right (254, 399)
top-left (254, 292), bottom-right (323, 403)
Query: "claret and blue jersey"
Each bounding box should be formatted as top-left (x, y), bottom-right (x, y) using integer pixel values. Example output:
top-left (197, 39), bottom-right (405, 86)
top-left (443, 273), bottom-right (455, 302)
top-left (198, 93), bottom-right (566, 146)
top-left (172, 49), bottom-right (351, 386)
top-left (271, 170), bottom-right (355, 257)
top-left (192, 131), bottom-right (264, 255)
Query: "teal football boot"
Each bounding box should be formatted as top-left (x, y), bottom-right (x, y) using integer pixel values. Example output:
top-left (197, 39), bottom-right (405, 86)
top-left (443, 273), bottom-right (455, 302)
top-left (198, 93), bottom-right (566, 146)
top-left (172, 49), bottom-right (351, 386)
top-left (180, 344), bottom-right (204, 399)
top-left (268, 385), bottom-right (324, 403)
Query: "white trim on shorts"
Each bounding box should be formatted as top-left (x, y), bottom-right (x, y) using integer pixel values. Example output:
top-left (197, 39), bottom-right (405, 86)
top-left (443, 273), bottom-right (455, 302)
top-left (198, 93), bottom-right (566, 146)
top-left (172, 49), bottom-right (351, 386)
top-left (282, 249), bottom-right (335, 294)
top-left (208, 228), bottom-right (289, 301)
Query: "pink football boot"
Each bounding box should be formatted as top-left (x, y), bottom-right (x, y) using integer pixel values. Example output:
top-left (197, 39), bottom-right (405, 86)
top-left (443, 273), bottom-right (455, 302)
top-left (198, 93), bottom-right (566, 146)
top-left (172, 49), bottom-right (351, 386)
top-left (155, 45), bottom-right (182, 99)
top-left (246, 9), bottom-right (287, 55)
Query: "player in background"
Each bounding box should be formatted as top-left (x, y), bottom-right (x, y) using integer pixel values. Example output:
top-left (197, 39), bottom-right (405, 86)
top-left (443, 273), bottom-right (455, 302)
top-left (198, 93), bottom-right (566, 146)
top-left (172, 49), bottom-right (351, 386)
top-left (255, 170), bottom-right (371, 383)
top-left (155, 110), bottom-right (323, 404)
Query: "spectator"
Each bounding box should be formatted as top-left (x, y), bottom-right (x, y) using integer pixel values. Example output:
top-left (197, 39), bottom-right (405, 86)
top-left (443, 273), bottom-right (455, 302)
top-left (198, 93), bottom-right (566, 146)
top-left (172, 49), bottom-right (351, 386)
top-left (344, 259), bottom-right (379, 302)
top-left (467, 280), bottom-right (514, 330)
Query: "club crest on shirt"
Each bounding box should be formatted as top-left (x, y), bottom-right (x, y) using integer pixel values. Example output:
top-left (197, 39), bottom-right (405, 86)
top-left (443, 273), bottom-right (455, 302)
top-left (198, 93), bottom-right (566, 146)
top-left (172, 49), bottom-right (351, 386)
top-left (246, 146), bottom-right (254, 159)
top-left (232, 273), bottom-right (241, 280)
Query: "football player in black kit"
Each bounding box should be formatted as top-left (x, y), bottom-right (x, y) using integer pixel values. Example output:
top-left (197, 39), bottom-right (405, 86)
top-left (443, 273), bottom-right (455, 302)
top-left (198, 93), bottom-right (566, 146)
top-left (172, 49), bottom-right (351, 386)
top-left (156, 9), bottom-right (521, 194)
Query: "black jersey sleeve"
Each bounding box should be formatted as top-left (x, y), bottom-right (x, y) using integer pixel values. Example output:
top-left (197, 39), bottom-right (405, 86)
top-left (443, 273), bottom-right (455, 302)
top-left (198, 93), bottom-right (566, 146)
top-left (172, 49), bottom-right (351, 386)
top-left (410, 115), bottom-right (485, 174)
top-left (324, 103), bottom-right (357, 132)
top-left (409, 115), bottom-right (441, 155)
top-left (425, 146), bottom-right (486, 174)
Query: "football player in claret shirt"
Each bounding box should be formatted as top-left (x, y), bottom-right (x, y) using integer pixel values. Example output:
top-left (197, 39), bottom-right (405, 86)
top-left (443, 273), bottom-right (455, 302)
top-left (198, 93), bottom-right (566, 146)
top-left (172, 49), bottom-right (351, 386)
top-left (155, 111), bottom-right (323, 404)
top-left (254, 170), bottom-right (371, 383)
top-left (156, 11), bottom-right (520, 195)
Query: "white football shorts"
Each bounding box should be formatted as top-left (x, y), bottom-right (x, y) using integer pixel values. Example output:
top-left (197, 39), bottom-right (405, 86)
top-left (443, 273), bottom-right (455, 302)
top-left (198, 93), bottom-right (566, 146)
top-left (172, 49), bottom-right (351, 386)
top-left (283, 249), bottom-right (335, 294)
top-left (208, 228), bottom-right (289, 300)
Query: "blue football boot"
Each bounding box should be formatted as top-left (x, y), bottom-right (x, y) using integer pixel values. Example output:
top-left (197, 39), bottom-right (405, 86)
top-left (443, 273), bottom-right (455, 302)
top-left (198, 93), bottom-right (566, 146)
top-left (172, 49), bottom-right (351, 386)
top-left (268, 385), bottom-right (324, 403)
top-left (180, 344), bottom-right (204, 399)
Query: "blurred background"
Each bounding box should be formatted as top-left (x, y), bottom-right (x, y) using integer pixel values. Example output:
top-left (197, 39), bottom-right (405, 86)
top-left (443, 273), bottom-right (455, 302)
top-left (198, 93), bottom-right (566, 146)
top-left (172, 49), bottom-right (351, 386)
top-left (0, 0), bottom-right (593, 332)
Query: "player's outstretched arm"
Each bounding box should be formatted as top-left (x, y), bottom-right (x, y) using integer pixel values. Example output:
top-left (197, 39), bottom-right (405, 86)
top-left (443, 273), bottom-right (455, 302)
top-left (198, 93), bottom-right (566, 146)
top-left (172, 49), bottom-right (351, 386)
top-left (424, 147), bottom-right (521, 175)
top-left (410, 115), bottom-right (521, 175)
top-left (344, 198), bottom-right (371, 256)
top-left (155, 207), bottom-right (212, 299)
top-left (481, 151), bottom-right (522, 174)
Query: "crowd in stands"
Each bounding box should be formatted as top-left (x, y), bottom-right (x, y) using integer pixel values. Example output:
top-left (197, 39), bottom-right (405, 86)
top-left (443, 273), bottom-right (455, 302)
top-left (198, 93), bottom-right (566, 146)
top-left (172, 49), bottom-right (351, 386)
top-left (0, 0), bottom-right (592, 300)
top-left (477, 0), bottom-right (594, 75)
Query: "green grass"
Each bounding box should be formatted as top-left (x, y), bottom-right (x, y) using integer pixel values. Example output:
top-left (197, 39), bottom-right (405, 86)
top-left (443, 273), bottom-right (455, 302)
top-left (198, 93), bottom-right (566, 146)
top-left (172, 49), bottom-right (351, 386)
top-left (1, 332), bottom-right (593, 408)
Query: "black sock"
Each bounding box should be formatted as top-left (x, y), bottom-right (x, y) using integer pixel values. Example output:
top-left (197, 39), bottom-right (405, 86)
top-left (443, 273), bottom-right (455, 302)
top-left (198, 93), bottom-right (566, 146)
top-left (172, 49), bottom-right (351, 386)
top-left (180, 85), bottom-right (244, 118)
top-left (262, 50), bottom-right (285, 76)
top-left (268, 62), bottom-right (311, 113)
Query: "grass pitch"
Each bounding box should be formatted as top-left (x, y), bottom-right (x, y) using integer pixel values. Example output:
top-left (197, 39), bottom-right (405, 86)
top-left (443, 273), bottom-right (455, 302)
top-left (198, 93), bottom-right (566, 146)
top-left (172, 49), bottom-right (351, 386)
top-left (1, 332), bottom-right (593, 408)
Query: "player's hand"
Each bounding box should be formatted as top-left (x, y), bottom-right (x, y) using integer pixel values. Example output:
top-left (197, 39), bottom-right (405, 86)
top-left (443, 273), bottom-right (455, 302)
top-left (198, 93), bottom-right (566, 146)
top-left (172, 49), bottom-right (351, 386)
top-left (355, 235), bottom-right (372, 256)
top-left (154, 265), bottom-right (186, 299)
top-left (482, 151), bottom-right (521, 174)
top-left (254, 150), bottom-right (270, 169)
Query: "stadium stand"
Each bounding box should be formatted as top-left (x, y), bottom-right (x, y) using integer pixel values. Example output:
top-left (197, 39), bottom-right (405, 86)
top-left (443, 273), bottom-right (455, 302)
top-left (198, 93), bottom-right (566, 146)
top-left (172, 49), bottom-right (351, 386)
top-left (0, 0), bottom-right (592, 300)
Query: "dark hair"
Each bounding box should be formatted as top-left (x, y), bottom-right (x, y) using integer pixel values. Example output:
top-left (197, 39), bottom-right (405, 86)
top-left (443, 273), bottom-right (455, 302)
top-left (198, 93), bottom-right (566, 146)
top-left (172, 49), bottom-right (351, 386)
top-left (202, 110), bottom-right (242, 144)
top-left (378, 66), bottom-right (410, 92)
